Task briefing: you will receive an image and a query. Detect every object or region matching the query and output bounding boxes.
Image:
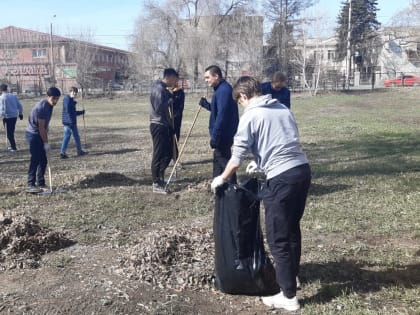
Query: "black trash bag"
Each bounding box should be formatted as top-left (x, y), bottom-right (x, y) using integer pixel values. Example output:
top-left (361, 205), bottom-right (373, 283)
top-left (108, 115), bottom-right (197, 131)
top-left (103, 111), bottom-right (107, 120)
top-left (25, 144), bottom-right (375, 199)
top-left (213, 178), bottom-right (279, 295)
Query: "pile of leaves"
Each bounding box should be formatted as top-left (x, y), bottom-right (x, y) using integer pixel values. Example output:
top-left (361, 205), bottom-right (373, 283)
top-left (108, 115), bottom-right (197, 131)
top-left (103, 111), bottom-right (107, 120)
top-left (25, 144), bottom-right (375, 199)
top-left (0, 214), bottom-right (76, 270)
top-left (122, 226), bottom-right (216, 291)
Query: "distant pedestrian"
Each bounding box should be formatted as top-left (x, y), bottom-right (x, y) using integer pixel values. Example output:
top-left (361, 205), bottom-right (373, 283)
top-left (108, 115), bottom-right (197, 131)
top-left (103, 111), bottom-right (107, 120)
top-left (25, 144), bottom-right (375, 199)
top-left (211, 76), bottom-right (311, 312)
top-left (149, 68), bottom-right (179, 194)
top-left (261, 71), bottom-right (291, 109)
top-left (0, 84), bottom-right (23, 151)
top-left (199, 65), bottom-right (239, 183)
top-left (25, 87), bottom-right (61, 193)
top-left (60, 86), bottom-right (87, 159)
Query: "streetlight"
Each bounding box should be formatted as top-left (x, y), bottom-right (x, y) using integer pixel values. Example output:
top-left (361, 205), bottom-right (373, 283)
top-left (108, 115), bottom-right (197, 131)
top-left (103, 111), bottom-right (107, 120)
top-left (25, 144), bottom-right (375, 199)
top-left (49, 15), bottom-right (56, 86)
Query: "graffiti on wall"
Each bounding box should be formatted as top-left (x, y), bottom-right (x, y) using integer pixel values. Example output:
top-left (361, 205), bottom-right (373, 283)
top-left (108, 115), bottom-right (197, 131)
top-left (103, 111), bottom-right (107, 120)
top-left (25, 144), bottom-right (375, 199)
top-left (0, 64), bottom-right (49, 76)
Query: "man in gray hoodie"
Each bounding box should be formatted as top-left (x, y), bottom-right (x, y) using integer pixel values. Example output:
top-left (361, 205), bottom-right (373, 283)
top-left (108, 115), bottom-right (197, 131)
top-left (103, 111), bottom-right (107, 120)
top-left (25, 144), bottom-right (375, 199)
top-left (211, 76), bottom-right (311, 311)
top-left (0, 84), bottom-right (23, 151)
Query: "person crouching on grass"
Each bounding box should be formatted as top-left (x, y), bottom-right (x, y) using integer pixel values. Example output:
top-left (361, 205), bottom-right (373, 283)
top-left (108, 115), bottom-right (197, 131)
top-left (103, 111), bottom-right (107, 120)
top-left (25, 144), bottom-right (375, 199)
top-left (210, 76), bottom-right (311, 312)
top-left (25, 87), bottom-right (61, 193)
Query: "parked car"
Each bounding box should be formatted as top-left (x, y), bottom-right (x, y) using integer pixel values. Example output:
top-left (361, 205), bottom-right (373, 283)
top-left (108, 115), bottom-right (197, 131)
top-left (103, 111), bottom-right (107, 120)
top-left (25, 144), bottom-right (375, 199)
top-left (111, 82), bottom-right (124, 90)
top-left (384, 75), bottom-right (420, 87)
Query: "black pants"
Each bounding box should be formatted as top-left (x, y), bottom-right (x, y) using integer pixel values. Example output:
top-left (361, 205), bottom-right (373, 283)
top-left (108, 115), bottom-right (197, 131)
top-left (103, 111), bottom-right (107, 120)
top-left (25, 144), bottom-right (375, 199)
top-left (4, 117), bottom-right (17, 150)
top-left (262, 163), bottom-right (311, 298)
top-left (213, 145), bottom-right (237, 184)
top-left (150, 123), bottom-right (173, 185)
top-left (174, 114), bottom-right (182, 142)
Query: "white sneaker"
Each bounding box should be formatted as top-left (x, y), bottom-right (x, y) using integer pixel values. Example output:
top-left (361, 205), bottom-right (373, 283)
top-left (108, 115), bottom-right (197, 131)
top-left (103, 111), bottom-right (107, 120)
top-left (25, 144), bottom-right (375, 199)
top-left (262, 291), bottom-right (300, 311)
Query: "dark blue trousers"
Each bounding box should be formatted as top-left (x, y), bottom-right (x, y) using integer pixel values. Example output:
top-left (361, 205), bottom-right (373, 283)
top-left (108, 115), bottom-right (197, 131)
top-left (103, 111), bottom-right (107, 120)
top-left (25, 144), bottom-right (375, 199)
top-left (25, 132), bottom-right (47, 186)
top-left (262, 163), bottom-right (311, 298)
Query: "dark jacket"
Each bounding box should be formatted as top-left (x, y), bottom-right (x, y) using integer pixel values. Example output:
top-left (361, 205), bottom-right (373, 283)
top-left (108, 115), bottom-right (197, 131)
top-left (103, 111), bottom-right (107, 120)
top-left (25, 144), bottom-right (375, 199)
top-left (201, 80), bottom-right (239, 149)
top-left (149, 80), bottom-right (172, 127)
top-left (261, 81), bottom-right (291, 109)
top-left (62, 95), bottom-right (83, 126)
top-left (172, 89), bottom-right (185, 119)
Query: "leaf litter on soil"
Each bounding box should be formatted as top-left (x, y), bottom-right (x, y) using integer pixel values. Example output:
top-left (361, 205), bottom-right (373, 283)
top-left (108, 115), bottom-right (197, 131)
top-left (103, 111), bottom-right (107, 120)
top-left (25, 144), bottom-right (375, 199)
top-left (0, 214), bottom-right (76, 270)
top-left (120, 224), bottom-right (216, 291)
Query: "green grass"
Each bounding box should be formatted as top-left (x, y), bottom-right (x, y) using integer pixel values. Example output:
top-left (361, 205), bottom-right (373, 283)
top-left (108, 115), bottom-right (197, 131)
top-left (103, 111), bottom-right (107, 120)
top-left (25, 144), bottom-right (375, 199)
top-left (1, 88), bottom-right (419, 314)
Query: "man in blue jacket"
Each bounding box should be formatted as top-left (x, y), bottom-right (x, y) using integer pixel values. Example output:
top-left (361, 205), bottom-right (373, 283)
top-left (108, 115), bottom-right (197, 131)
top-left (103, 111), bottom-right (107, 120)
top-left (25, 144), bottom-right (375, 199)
top-left (199, 65), bottom-right (239, 183)
top-left (60, 86), bottom-right (86, 159)
top-left (261, 71), bottom-right (291, 109)
top-left (0, 84), bottom-right (23, 151)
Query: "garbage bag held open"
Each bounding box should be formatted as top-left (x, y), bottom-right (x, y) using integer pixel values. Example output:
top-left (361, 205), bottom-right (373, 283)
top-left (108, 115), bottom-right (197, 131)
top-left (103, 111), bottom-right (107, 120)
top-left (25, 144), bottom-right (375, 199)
top-left (213, 178), bottom-right (279, 295)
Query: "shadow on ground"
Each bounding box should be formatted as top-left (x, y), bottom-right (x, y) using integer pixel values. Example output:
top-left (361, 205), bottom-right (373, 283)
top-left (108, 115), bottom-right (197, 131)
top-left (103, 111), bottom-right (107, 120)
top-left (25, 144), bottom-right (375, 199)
top-left (300, 260), bottom-right (420, 306)
top-left (305, 132), bottom-right (420, 178)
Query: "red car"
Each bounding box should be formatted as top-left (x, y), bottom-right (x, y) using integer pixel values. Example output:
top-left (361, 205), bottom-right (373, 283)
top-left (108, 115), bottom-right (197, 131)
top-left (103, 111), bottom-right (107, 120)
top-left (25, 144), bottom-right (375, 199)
top-left (384, 75), bottom-right (420, 87)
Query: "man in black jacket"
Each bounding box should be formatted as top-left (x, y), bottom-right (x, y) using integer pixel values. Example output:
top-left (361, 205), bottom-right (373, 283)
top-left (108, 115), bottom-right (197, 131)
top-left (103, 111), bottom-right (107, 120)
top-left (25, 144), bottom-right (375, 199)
top-left (149, 68), bottom-right (179, 194)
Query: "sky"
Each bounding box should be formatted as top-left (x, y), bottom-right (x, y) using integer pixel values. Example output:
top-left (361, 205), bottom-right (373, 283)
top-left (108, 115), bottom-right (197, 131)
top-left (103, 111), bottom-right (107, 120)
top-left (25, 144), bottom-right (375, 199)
top-left (0, 0), bottom-right (413, 51)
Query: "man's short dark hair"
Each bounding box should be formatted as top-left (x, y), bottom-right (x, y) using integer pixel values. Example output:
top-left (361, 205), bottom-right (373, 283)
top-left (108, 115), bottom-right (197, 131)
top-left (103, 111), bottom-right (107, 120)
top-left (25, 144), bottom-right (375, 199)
top-left (232, 76), bottom-right (261, 102)
top-left (205, 65), bottom-right (223, 78)
top-left (272, 71), bottom-right (287, 83)
top-left (47, 87), bottom-right (61, 97)
top-left (0, 84), bottom-right (7, 92)
top-left (69, 86), bottom-right (78, 93)
top-left (163, 68), bottom-right (179, 78)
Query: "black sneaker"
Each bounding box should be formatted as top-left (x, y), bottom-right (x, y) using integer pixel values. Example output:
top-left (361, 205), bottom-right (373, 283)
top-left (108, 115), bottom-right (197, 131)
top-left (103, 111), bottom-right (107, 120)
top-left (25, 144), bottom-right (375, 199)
top-left (77, 150), bottom-right (88, 156)
top-left (60, 153), bottom-right (69, 159)
top-left (152, 183), bottom-right (167, 194)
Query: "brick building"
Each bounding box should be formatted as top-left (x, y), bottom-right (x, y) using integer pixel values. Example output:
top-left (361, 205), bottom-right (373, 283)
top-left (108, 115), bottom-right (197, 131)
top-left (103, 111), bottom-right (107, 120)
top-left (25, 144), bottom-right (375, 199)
top-left (0, 26), bottom-right (130, 94)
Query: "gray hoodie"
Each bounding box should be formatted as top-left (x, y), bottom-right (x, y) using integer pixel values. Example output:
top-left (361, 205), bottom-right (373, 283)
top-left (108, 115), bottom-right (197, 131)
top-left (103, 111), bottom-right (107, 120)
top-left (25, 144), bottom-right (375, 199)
top-left (0, 92), bottom-right (23, 119)
top-left (230, 94), bottom-right (308, 180)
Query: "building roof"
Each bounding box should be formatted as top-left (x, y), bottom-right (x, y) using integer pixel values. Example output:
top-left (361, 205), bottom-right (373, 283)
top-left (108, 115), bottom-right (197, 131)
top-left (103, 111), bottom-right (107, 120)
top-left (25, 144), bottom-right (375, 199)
top-left (0, 26), bottom-right (129, 54)
top-left (0, 25), bottom-right (69, 43)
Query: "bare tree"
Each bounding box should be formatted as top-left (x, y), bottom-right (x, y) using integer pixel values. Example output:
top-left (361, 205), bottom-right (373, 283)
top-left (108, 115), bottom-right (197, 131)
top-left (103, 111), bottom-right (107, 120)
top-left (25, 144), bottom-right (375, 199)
top-left (130, 0), bottom-right (254, 84)
top-left (66, 30), bottom-right (98, 94)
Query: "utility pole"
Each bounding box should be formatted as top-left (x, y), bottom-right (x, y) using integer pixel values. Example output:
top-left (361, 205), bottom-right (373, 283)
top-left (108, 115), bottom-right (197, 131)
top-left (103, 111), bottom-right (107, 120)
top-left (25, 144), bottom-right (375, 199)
top-left (345, 0), bottom-right (352, 90)
top-left (49, 15), bottom-right (56, 86)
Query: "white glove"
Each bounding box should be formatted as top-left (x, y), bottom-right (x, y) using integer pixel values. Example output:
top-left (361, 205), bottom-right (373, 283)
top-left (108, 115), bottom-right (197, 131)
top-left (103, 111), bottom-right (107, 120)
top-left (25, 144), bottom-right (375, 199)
top-left (43, 143), bottom-right (51, 153)
top-left (211, 175), bottom-right (226, 193)
top-left (246, 161), bottom-right (259, 174)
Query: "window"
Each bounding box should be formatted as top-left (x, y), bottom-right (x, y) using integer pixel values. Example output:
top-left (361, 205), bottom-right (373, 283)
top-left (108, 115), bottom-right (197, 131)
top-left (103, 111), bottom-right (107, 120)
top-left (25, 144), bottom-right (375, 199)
top-left (2, 49), bottom-right (17, 59)
top-left (327, 50), bottom-right (335, 61)
top-left (32, 49), bottom-right (47, 58)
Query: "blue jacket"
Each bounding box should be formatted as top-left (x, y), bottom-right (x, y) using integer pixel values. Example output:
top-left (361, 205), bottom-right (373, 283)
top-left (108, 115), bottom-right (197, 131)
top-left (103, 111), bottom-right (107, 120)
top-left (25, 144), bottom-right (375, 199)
top-left (261, 81), bottom-right (291, 109)
top-left (62, 95), bottom-right (83, 126)
top-left (201, 80), bottom-right (239, 149)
